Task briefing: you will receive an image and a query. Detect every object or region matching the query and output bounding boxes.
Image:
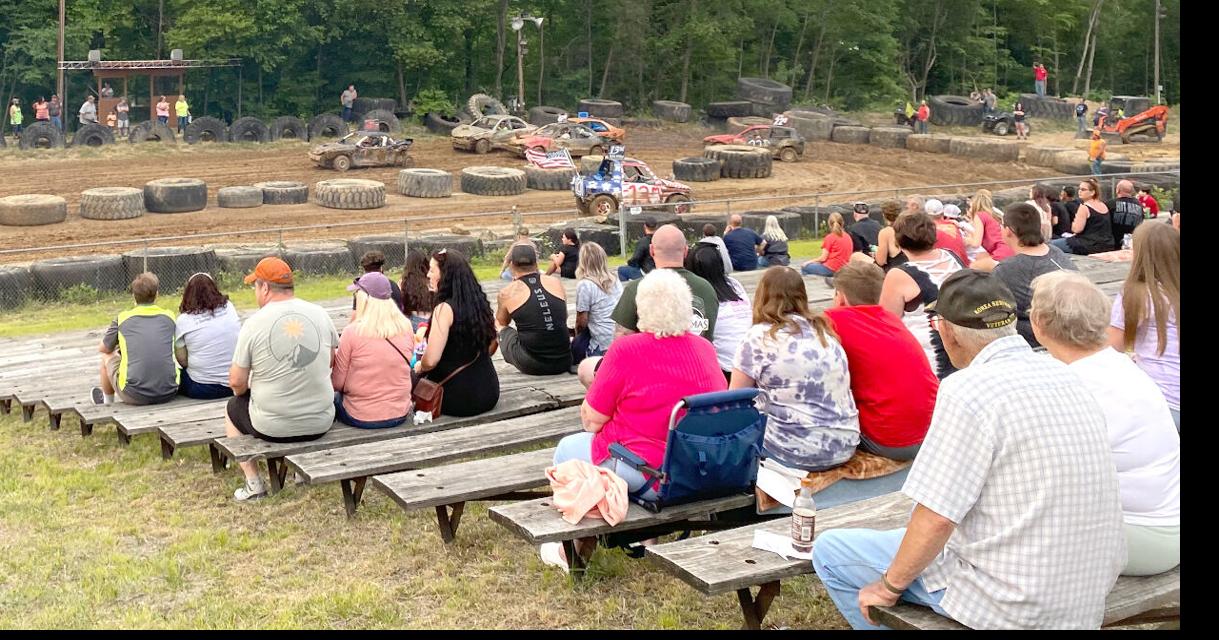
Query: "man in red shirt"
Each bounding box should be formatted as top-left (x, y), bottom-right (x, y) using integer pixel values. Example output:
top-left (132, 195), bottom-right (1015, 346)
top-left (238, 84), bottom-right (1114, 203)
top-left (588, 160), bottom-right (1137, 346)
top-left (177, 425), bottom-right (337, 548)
top-left (1137, 186), bottom-right (1160, 219)
top-left (1033, 62), bottom-right (1048, 97)
top-left (824, 261), bottom-right (938, 460)
top-left (924, 198), bottom-right (970, 266)
top-left (915, 100), bottom-right (930, 134)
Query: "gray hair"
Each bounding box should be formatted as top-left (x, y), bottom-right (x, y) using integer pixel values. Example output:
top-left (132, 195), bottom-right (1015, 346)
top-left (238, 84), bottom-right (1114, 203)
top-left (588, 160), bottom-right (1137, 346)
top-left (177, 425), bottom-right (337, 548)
top-left (945, 322), bottom-right (1017, 352)
top-left (635, 268), bottom-right (694, 338)
top-left (1029, 271), bottom-right (1112, 349)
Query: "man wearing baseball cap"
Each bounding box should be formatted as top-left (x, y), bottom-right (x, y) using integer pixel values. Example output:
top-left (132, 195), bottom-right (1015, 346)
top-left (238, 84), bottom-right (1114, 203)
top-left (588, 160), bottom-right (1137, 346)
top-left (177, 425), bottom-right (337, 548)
top-left (226, 257), bottom-right (340, 501)
top-left (812, 268), bottom-right (1124, 629)
top-left (925, 198), bottom-right (970, 267)
top-left (846, 202), bottom-right (882, 256)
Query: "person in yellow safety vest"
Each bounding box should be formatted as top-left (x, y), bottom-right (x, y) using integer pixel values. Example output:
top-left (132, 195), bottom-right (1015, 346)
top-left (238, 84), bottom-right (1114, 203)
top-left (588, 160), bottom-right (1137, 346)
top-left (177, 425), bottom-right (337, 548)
top-left (175, 95), bottom-right (190, 134)
top-left (8, 98), bottom-right (23, 137)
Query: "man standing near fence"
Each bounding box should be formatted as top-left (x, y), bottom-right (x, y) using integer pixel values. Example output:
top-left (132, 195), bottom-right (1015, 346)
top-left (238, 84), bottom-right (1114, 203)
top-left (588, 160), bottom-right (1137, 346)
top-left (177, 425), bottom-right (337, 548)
top-left (1033, 62), bottom-right (1048, 97)
top-left (341, 85), bottom-right (358, 124)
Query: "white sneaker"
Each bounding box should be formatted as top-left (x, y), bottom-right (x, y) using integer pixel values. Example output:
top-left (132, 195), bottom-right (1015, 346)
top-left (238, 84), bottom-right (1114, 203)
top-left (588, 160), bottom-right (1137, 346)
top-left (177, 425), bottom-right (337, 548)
top-left (538, 542), bottom-right (569, 574)
top-left (234, 477), bottom-right (267, 501)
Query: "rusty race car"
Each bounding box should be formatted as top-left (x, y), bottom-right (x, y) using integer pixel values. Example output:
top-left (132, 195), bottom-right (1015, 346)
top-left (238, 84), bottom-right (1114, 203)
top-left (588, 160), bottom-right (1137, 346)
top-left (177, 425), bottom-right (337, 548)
top-left (309, 131), bottom-right (414, 171)
top-left (573, 151), bottom-right (693, 219)
top-left (703, 124), bottom-right (805, 162)
top-left (506, 122), bottom-right (611, 158)
top-left (569, 116), bottom-right (626, 143)
top-left (450, 114), bottom-right (535, 154)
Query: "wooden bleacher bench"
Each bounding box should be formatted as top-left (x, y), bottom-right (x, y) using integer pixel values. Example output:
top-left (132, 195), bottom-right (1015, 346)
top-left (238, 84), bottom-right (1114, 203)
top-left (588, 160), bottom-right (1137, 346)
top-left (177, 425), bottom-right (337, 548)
top-left (289, 406), bottom-right (580, 517)
top-left (646, 492), bottom-right (1181, 630)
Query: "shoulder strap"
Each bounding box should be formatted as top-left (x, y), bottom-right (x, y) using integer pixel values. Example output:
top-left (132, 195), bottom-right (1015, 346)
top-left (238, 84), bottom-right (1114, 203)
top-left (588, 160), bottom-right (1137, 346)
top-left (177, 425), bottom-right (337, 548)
top-left (436, 353), bottom-right (480, 386)
top-left (385, 338), bottom-right (410, 364)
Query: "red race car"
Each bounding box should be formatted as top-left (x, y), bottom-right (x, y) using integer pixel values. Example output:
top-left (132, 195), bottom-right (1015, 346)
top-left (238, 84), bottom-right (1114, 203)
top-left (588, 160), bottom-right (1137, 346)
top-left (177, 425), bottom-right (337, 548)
top-left (507, 122), bottom-right (612, 157)
top-left (703, 124), bottom-right (806, 162)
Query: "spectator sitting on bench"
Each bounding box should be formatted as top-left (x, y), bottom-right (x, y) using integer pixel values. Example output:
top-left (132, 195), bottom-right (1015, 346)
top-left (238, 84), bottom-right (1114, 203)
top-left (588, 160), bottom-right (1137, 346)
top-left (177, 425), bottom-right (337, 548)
top-left (732, 267), bottom-right (859, 507)
top-left (571, 241), bottom-right (622, 371)
top-left (757, 215), bottom-right (791, 267)
top-left (399, 248), bottom-right (435, 333)
top-left (696, 223), bottom-right (733, 275)
top-left (226, 257), bottom-right (340, 502)
top-left (332, 272), bottom-right (415, 430)
top-left (616, 217), bottom-right (657, 282)
top-left (496, 244), bottom-right (573, 376)
top-left (353, 250), bottom-right (403, 312)
top-left (824, 261), bottom-right (936, 461)
top-left (1030, 271), bottom-right (1180, 577)
top-left (545, 227), bottom-right (581, 279)
top-left (415, 249), bottom-right (500, 417)
top-left (175, 273), bottom-right (239, 400)
top-left (501, 227), bottom-right (540, 282)
top-left (92, 272), bottom-right (179, 407)
top-left (991, 203), bottom-right (1078, 349)
top-left (686, 243), bottom-right (750, 383)
top-left (812, 269), bottom-right (1125, 630)
top-left (723, 214), bottom-right (763, 272)
top-left (541, 268), bottom-right (726, 571)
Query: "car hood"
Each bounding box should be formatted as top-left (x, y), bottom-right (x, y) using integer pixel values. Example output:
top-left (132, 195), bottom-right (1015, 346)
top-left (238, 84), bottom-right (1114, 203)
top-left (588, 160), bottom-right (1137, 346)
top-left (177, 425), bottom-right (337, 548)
top-left (654, 177), bottom-right (691, 192)
top-left (451, 124), bottom-right (492, 138)
top-left (703, 134), bottom-right (738, 144)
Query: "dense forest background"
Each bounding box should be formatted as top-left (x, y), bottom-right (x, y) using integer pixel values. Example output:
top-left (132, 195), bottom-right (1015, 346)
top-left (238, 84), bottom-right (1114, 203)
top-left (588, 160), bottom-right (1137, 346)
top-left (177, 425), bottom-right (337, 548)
top-left (0, 0), bottom-right (1181, 122)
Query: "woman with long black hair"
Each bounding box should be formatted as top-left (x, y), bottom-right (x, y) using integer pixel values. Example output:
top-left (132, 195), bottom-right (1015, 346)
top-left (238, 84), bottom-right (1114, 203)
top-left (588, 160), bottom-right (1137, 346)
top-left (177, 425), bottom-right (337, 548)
top-left (685, 242), bottom-right (750, 381)
top-left (399, 248), bottom-right (435, 333)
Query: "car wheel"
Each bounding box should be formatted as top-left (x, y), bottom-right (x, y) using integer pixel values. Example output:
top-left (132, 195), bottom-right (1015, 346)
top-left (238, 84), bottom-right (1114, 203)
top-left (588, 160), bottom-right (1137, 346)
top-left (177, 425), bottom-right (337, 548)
top-left (993, 121), bottom-right (1009, 136)
top-left (589, 145), bottom-right (605, 157)
top-left (665, 193), bottom-right (692, 214)
top-left (399, 154), bottom-right (415, 168)
top-left (592, 194), bottom-right (617, 218)
top-left (779, 147), bottom-right (798, 163)
top-left (333, 155), bottom-right (351, 172)
top-left (475, 138), bottom-right (490, 154)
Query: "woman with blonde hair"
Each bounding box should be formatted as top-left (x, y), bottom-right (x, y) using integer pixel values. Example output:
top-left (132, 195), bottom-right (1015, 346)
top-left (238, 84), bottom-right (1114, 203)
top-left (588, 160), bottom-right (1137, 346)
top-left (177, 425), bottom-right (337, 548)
top-left (1108, 222), bottom-right (1180, 430)
top-left (874, 200), bottom-right (906, 270)
top-left (332, 272), bottom-right (415, 429)
top-left (801, 212), bottom-right (853, 277)
top-left (757, 215), bottom-right (791, 267)
top-left (963, 189), bottom-right (1013, 265)
top-left (733, 267), bottom-right (859, 475)
top-left (572, 241), bottom-right (622, 366)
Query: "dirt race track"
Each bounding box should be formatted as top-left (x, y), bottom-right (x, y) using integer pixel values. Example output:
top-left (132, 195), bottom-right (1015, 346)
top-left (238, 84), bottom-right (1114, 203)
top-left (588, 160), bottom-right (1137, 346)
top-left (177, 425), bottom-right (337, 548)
top-left (0, 122), bottom-right (1176, 261)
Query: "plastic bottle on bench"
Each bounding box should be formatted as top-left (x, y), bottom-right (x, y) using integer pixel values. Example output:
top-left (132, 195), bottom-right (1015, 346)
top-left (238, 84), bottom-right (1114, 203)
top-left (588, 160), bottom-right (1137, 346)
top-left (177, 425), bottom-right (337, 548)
top-left (791, 478), bottom-right (817, 554)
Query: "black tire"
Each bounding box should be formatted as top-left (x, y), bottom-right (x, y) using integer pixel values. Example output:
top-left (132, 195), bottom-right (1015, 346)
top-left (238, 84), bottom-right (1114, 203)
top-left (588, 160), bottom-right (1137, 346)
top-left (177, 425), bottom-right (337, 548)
top-left (229, 116), bottom-right (269, 143)
top-left (269, 116), bottom-right (308, 141)
top-left (410, 234), bottom-right (485, 259)
top-left (736, 77), bottom-right (793, 108)
top-left (183, 116), bottom-right (228, 144)
top-left (18, 122), bottom-right (65, 149)
top-left (0, 265), bottom-right (31, 310)
top-left (927, 95), bottom-right (983, 126)
top-left (525, 166), bottom-right (577, 191)
top-left (70, 122), bottom-right (115, 147)
top-left (397, 168), bottom-right (453, 198)
top-left (578, 98), bottom-right (624, 118)
top-left (217, 186), bottom-right (264, 208)
top-left (652, 100), bottom-right (692, 123)
top-left (347, 235), bottom-right (407, 269)
top-left (30, 255), bottom-right (128, 296)
top-left (869, 126), bottom-right (913, 149)
top-left (741, 211), bottom-right (801, 239)
top-left (308, 114), bottom-right (347, 141)
top-left (545, 223), bottom-right (620, 253)
top-left (830, 125), bottom-right (872, 144)
top-left (122, 247), bottom-right (218, 291)
top-left (255, 181), bottom-right (309, 205)
top-left (1025, 145), bottom-right (1071, 168)
top-left (352, 97), bottom-right (397, 120)
top-left (144, 178), bottom-right (208, 213)
top-left (283, 242), bottom-right (356, 275)
top-left (528, 105), bottom-right (567, 126)
top-left (467, 93), bottom-right (508, 117)
top-left (748, 100), bottom-right (787, 118)
top-left (672, 157), bottom-right (721, 182)
top-left (314, 179), bottom-right (386, 210)
top-left (905, 134), bottom-right (952, 154)
top-left (705, 101), bottom-right (752, 118)
top-left (703, 145), bottom-right (772, 179)
top-left (785, 110), bottom-right (834, 141)
top-left (424, 112), bottom-right (462, 135)
top-left (212, 244), bottom-right (285, 275)
top-left (0, 195), bottom-right (68, 226)
top-left (460, 166), bottom-right (527, 196)
top-left (948, 137), bottom-right (1019, 163)
top-left (128, 120), bottom-right (176, 145)
top-left (79, 187), bottom-right (146, 220)
top-left (360, 109), bottom-right (400, 133)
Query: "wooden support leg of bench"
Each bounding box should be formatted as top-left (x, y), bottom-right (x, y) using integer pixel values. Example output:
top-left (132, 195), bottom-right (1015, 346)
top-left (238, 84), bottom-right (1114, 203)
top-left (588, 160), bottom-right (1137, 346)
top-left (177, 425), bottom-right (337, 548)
top-left (341, 477), bottom-right (368, 518)
top-left (48, 412), bottom-right (62, 430)
top-left (21, 404), bottom-right (34, 422)
top-left (435, 503), bottom-right (466, 543)
top-left (0, 398), bottom-right (10, 415)
top-left (562, 539), bottom-right (590, 580)
top-left (160, 437), bottom-right (175, 460)
top-left (115, 429), bottom-right (130, 446)
top-left (208, 443), bottom-right (228, 473)
top-left (266, 457), bottom-right (289, 494)
top-left (80, 420), bottom-right (93, 437)
top-left (736, 581), bottom-right (781, 630)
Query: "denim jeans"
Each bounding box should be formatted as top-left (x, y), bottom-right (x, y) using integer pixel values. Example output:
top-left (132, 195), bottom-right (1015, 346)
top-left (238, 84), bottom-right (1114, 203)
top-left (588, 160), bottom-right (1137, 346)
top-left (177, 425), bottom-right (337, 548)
top-left (917, 120), bottom-right (928, 134)
top-left (1077, 115), bottom-right (1088, 135)
top-left (157, 115), bottom-right (168, 125)
top-left (178, 368), bottom-right (234, 400)
top-left (811, 527), bottom-right (948, 630)
top-left (1035, 79), bottom-right (1046, 97)
top-left (553, 431), bottom-right (659, 501)
top-left (617, 265), bottom-right (644, 282)
top-left (1049, 237), bottom-right (1075, 254)
top-left (11, 123), bottom-right (21, 136)
top-left (801, 262), bottom-right (836, 277)
top-left (333, 392), bottom-right (407, 429)
top-left (178, 116), bottom-right (188, 133)
top-left (51, 116), bottom-right (62, 130)
top-left (1091, 158), bottom-right (1103, 176)
top-left (342, 106), bottom-right (353, 122)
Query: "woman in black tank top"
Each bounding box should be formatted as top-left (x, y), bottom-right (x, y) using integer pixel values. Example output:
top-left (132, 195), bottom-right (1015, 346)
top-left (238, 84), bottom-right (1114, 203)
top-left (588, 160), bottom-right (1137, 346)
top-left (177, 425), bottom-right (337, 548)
top-left (418, 250), bottom-right (499, 417)
top-left (500, 272), bottom-right (572, 375)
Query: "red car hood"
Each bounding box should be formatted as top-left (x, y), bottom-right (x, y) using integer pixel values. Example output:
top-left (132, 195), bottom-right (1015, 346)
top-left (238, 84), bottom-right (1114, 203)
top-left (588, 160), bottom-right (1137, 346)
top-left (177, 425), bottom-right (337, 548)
top-left (703, 133), bottom-right (740, 145)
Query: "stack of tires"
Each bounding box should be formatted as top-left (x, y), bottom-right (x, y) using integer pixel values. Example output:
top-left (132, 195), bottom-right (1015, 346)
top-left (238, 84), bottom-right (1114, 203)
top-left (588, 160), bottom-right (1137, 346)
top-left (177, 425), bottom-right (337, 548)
top-left (927, 95), bottom-right (985, 126)
top-left (351, 98), bottom-right (397, 122)
top-left (652, 100), bottom-right (692, 123)
top-left (576, 98), bottom-right (624, 119)
top-left (736, 77), bottom-right (792, 117)
top-left (702, 145), bottom-right (772, 179)
top-left (1019, 93), bottom-right (1074, 120)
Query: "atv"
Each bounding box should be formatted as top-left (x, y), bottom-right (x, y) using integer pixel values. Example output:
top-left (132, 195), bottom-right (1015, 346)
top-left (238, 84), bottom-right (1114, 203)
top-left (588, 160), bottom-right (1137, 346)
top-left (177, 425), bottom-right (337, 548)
top-left (309, 130), bottom-right (414, 171)
top-left (572, 147), bottom-right (694, 220)
top-left (981, 111), bottom-right (1031, 137)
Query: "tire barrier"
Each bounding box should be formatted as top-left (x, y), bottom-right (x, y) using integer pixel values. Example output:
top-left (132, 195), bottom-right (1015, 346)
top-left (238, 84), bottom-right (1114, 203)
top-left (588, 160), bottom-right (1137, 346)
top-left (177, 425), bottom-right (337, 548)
top-left (360, 109), bottom-right (400, 133)
top-left (128, 120), bottom-right (176, 145)
top-left (314, 179), bottom-right (386, 210)
top-left (229, 116), bottom-right (270, 143)
top-left (741, 211), bottom-right (801, 240)
top-left (30, 255), bottom-right (128, 296)
top-left (70, 123), bottom-right (115, 147)
top-left (675, 213), bottom-right (730, 240)
top-left (183, 116), bottom-right (228, 144)
top-left (217, 186), bottom-right (265, 209)
top-left (255, 181), bottom-right (309, 205)
top-left (347, 235), bottom-right (407, 269)
top-left (1025, 145), bottom-right (1072, 168)
top-left (927, 95), bottom-right (984, 126)
top-left (672, 157), bottom-right (722, 182)
top-left (122, 247), bottom-right (218, 291)
top-left (737, 77), bottom-right (793, 111)
top-left (352, 97), bottom-right (397, 121)
top-left (784, 110), bottom-right (834, 141)
top-left (577, 98), bottom-right (624, 118)
top-left (460, 166), bottom-right (527, 196)
top-left (705, 101), bottom-right (752, 119)
top-left (905, 134), bottom-right (952, 154)
top-left (308, 114), bottom-right (347, 141)
top-left (18, 122), bottom-right (65, 149)
top-left (424, 112), bottom-right (462, 135)
top-left (702, 145), bottom-right (772, 179)
top-left (545, 223), bottom-right (620, 252)
top-left (269, 116), bottom-right (308, 141)
top-left (869, 126), bottom-right (913, 149)
top-left (79, 187), bottom-right (146, 220)
top-left (283, 241), bottom-right (357, 275)
top-left (0, 194), bottom-right (68, 226)
top-left (212, 244), bottom-right (285, 275)
top-left (397, 168), bottom-right (453, 198)
top-left (948, 137), bottom-right (1019, 163)
top-left (467, 94), bottom-right (508, 117)
top-left (0, 266), bottom-right (32, 310)
top-left (409, 234), bottom-right (484, 258)
top-left (144, 178), bottom-right (208, 213)
top-left (830, 125), bottom-right (872, 145)
top-left (652, 100), bottom-right (692, 123)
top-left (525, 166), bottom-right (577, 191)
top-left (1019, 93), bottom-right (1074, 120)
top-left (528, 105), bottom-right (567, 126)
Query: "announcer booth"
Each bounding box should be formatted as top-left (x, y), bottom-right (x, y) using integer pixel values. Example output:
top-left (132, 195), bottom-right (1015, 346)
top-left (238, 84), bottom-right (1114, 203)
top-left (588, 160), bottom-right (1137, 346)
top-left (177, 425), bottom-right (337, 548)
top-left (58, 51), bottom-right (243, 125)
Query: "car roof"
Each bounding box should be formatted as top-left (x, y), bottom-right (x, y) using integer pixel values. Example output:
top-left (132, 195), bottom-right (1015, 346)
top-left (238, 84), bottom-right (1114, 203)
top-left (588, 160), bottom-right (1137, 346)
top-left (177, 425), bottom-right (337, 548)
top-left (350, 130), bottom-right (391, 137)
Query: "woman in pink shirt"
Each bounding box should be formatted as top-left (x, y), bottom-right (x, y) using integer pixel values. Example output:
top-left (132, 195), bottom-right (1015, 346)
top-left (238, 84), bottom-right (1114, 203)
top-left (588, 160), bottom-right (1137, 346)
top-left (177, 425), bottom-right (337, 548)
top-left (156, 96), bottom-right (170, 125)
top-left (332, 272), bottom-right (414, 429)
top-left (541, 269), bottom-right (726, 570)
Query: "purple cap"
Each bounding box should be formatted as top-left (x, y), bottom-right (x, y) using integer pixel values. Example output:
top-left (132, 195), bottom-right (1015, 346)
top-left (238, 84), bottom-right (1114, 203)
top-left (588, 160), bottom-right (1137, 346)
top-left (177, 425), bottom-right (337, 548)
top-left (347, 271), bottom-right (393, 300)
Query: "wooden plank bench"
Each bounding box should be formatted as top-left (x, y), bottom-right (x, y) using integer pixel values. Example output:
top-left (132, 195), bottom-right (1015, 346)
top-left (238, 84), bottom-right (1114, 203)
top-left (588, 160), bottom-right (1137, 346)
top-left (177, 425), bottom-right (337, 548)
top-left (372, 447), bottom-right (556, 542)
top-left (290, 406), bottom-right (580, 516)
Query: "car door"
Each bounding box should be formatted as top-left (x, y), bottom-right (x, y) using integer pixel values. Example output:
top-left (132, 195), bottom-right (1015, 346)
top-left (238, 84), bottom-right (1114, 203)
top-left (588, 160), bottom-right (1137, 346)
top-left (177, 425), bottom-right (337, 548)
top-left (356, 137), bottom-right (387, 167)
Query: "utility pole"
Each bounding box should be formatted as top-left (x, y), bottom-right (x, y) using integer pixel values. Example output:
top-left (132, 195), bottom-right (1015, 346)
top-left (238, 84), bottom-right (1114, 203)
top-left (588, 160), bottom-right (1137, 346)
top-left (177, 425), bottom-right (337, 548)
top-left (1154, 0), bottom-right (1162, 104)
top-left (516, 28), bottom-right (525, 108)
top-left (57, 0), bottom-right (66, 100)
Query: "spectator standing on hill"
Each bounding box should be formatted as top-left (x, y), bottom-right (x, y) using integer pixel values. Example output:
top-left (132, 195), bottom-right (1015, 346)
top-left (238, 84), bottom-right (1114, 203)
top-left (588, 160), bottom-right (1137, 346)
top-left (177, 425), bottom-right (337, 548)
top-left (1108, 179), bottom-right (1145, 250)
top-left (697, 223), bottom-right (734, 275)
top-left (1076, 101), bottom-right (1089, 136)
top-left (983, 88), bottom-right (997, 115)
top-left (341, 85), bottom-right (358, 123)
top-left (1088, 128), bottom-right (1107, 176)
top-left (992, 203), bottom-right (1078, 348)
top-left (332, 272), bottom-right (415, 430)
top-left (48, 95), bottom-right (62, 130)
top-left (156, 96), bottom-right (170, 125)
top-left (33, 97), bottom-right (49, 124)
top-left (617, 217), bottom-right (657, 281)
top-left (92, 272), bottom-right (179, 407)
top-left (1033, 61), bottom-right (1048, 96)
top-left (1013, 101), bottom-right (1028, 140)
top-left (7, 98), bottom-right (22, 137)
top-left (496, 244), bottom-right (573, 376)
top-left (115, 97), bottom-right (130, 137)
top-left (78, 95), bottom-right (97, 126)
top-left (174, 95), bottom-right (190, 133)
top-left (723, 214), bottom-right (764, 272)
top-left (175, 273), bottom-right (240, 400)
top-left (916, 100), bottom-right (930, 134)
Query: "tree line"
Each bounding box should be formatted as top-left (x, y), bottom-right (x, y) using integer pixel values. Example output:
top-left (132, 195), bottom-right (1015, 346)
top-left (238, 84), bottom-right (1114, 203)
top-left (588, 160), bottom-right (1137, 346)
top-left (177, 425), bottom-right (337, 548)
top-left (0, 0), bottom-right (1180, 124)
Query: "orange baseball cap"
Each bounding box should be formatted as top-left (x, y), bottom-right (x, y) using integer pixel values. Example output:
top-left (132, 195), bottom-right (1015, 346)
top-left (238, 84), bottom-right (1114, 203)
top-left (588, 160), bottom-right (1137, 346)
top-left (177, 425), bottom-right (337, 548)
top-left (244, 256), bottom-right (294, 285)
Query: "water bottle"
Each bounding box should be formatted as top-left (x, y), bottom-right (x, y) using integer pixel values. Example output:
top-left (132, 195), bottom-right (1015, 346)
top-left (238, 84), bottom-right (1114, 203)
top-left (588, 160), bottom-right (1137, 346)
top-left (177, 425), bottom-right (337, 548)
top-left (791, 478), bottom-right (817, 554)
top-left (1121, 233), bottom-right (1133, 251)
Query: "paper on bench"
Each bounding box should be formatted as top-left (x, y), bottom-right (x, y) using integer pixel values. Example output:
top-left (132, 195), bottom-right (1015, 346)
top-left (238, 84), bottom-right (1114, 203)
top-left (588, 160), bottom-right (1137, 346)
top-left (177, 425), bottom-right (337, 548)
top-left (751, 529), bottom-right (812, 561)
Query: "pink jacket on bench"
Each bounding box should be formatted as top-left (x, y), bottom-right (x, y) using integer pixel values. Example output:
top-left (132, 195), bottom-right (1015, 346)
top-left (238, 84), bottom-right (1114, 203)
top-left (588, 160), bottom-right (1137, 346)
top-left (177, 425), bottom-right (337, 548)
top-left (546, 459), bottom-right (629, 526)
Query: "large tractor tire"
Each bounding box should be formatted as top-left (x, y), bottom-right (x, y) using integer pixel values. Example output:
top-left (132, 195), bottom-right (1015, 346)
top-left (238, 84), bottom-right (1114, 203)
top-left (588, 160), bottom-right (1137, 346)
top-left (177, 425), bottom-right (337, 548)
top-left (705, 101), bottom-right (752, 118)
top-left (352, 97), bottom-right (397, 120)
top-left (30, 255), bottom-right (128, 295)
top-left (314, 179), bottom-right (386, 210)
top-left (528, 105), bottom-right (567, 126)
top-left (212, 244), bottom-right (285, 275)
top-left (869, 126), bottom-right (913, 149)
top-left (1025, 145), bottom-right (1071, 168)
top-left (144, 178), bottom-right (208, 213)
top-left (927, 95), bottom-right (984, 126)
top-left (283, 241), bottom-right (356, 275)
top-left (269, 116), bottom-right (308, 141)
top-left (905, 134), bottom-right (952, 154)
top-left (410, 234), bottom-right (485, 259)
top-left (652, 100), bottom-right (692, 123)
top-left (785, 110), bottom-right (834, 141)
top-left (672, 157), bottom-right (721, 182)
top-left (397, 168), bottom-right (453, 198)
top-left (128, 120), bottom-right (176, 145)
top-left (460, 166), bottom-right (527, 196)
top-left (703, 145), bottom-right (772, 179)
top-left (229, 116), bottom-right (269, 143)
top-left (79, 187), bottom-right (146, 220)
top-left (736, 77), bottom-right (793, 108)
top-left (360, 109), bottom-right (400, 133)
top-left (255, 181), bottom-right (309, 205)
top-left (424, 112), bottom-right (462, 134)
top-left (525, 165), bottom-right (577, 191)
top-left (307, 114), bottom-right (347, 141)
top-left (0, 266), bottom-right (32, 310)
top-left (18, 122), bottom-right (65, 149)
top-left (948, 137), bottom-right (1020, 163)
top-left (830, 125), bottom-right (872, 145)
top-left (217, 186), bottom-right (265, 209)
top-left (183, 116), bottom-right (228, 144)
top-left (70, 123), bottom-right (115, 147)
top-left (467, 93), bottom-right (508, 117)
top-left (122, 247), bottom-right (218, 291)
top-left (577, 98), bottom-right (624, 118)
top-left (0, 195), bottom-right (68, 226)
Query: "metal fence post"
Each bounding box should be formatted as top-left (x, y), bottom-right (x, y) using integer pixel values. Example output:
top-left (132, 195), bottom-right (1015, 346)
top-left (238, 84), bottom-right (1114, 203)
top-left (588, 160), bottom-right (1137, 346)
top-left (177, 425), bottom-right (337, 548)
top-left (814, 195), bottom-right (821, 238)
top-left (142, 239), bottom-right (149, 273)
top-left (277, 228), bottom-right (284, 250)
top-left (403, 219), bottom-right (410, 256)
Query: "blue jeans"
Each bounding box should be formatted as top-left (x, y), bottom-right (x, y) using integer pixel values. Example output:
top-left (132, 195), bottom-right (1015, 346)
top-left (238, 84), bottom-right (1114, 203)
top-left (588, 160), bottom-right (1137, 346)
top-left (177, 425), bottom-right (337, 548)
top-left (1091, 158), bottom-right (1103, 176)
top-left (917, 120), bottom-right (928, 134)
top-left (811, 527), bottom-right (948, 630)
top-left (1077, 115), bottom-right (1088, 135)
top-left (178, 116), bottom-right (188, 133)
top-left (553, 431), bottom-right (659, 501)
top-left (1035, 79), bottom-right (1046, 97)
top-left (342, 106), bottom-right (353, 122)
top-left (51, 116), bottom-right (62, 130)
top-left (333, 392), bottom-right (407, 429)
top-left (157, 115), bottom-right (168, 125)
top-left (801, 262), bottom-right (836, 277)
top-left (617, 265), bottom-right (644, 282)
top-left (1049, 237), bottom-right (1078, 254)
top-left (178, 368), bottom-right (234, 400)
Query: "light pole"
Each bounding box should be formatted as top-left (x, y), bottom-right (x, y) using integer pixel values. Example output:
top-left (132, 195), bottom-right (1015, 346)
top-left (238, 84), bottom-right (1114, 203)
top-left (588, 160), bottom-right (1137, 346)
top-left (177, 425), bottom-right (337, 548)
top-left (510, 14), bottom-right (544, 110)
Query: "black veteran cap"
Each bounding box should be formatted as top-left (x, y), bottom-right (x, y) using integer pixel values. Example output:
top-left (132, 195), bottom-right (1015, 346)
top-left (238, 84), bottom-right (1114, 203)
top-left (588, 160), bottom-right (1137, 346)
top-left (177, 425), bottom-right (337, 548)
top-left (927, 270), bottom-right (1017, 330)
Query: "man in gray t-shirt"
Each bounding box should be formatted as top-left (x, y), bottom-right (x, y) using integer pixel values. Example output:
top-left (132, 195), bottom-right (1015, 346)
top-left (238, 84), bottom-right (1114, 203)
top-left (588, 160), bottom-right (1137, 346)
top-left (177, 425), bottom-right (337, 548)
top-left (225, 257), bottom-right (339, 501)
top-left (991, 203), bottom-right (1078, 348)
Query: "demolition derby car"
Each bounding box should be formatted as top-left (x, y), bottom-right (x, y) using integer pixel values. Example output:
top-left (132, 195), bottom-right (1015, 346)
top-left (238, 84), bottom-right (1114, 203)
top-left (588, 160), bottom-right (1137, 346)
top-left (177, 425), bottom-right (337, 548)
top-left (309, 131), bottom-right (414, 171)
top-left (573, 148), bottom-right (693, 219)
top-left (450, 114), bottom-right (535, 154)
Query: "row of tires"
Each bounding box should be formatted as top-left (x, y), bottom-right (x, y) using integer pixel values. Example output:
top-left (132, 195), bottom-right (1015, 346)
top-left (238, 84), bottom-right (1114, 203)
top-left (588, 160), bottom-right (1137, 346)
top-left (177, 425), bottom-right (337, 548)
top-left (1, 113), bottom-right (365, 150)
top-left (925, 93), bottom-right (1079, 127)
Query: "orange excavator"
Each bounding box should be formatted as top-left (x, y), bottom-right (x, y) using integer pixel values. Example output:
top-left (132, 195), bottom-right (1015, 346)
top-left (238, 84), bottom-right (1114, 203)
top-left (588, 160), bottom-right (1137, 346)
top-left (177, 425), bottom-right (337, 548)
top-left (1100, 104), bottom-right (1169, 143)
